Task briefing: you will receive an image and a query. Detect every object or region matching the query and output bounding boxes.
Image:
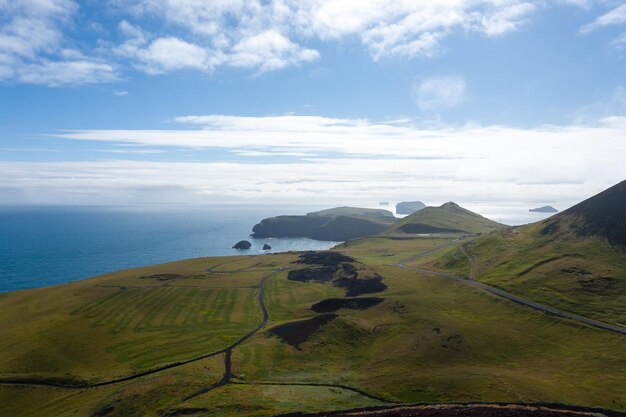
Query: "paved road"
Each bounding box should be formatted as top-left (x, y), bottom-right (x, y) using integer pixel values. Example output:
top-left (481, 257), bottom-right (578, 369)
top-left (387, 262), bottom-right (626, 336)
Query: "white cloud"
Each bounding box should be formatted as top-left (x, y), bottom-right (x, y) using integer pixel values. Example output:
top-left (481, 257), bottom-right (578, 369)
top-left (105, 0), bottom-right (540, 75)
top-left (580, 3), bottom-right (626, 48)
top-left (114, 23), bottom-right (316, 74)
top-left (129, 37), bottom-right (218, 74)
top-left (581, 3), bottom-right (626, 33)
top-left (413, 76), bottom-right (466, 111)
top-left (16, 59), bottom-right (117, 86)
top-left (296, 1), bottom-right (538, 59)
top-left (114, 90), bottom-right (128, 96)
top-left (0, 0), bottom-right (118, 85)
top-left (0, 1), bottom-right (598, 81)
top-left (229, 30), bottom-right (319, 72)
top-left (610, 30), bottom-right (626, 48)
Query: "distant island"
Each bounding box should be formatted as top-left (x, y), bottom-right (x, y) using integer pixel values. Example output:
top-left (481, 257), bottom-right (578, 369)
top-left (396, 201), bottom-right (426, 215)
top-left (529, 205), bottom-right (558, 213)
top-left (251, 206), bottom-right (396, 241)
top-left (252, 202), bottom-right (506, 241)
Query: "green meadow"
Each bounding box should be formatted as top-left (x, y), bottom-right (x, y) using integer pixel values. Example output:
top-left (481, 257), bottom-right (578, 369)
top-left (0, 237), bottom-right (624, 416)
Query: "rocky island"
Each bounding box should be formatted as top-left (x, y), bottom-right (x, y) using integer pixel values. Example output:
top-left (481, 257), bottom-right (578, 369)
top-left (529, 205), bottom-right (558, 213)
top-left (233, 240), bottom-right (252, 249)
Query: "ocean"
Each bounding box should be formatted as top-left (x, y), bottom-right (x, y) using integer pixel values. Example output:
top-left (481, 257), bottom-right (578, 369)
top-left (0, 203), bottom-right (556, 293)
top-left (0, 205), bottom-right (341, 293)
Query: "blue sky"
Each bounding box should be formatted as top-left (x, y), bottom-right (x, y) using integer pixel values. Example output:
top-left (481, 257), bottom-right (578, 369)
top-left (1, 0), bottom-right (626, 206)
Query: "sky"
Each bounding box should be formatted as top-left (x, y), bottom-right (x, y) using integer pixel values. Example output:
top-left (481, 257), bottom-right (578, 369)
top-left (1, 0), bottom-right (626, 207)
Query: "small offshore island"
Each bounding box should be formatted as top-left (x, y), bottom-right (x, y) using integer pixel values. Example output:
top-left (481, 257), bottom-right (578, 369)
top-left (0, 181), bottom-right (625, 417)
top-left (529, 205), bottom-right (559, 213)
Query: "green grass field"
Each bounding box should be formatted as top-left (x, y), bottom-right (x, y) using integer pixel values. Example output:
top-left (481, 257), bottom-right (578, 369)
top-left (431, 222), bottom-right (626, 327)
top-left (0, 237), bottom-right (624, 416)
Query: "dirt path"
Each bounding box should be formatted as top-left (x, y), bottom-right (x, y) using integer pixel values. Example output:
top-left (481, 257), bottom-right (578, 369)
top-left (457, 244), bottom-right (477, 279)
top-left (176, 267), bottom-right (395, 404)
top-left (180, 267), bottom-right (276, 402)
top-left (0, 267), bottom-right (287, 390)
top-left (276, 403), bottom-right (626, 417)
top-left (387, 251), bottom-right (626, 336)
top-left (231, 381), bottom-right (395, 404)
top-left (393, 240), bottom-right (460, 266)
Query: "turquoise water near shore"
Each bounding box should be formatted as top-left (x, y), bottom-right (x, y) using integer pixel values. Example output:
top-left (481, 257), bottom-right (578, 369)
top-left (0, 205), bottom-right (341, 293)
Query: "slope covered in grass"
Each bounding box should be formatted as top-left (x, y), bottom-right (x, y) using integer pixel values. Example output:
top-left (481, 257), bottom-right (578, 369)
top-left (386, 202), bottom-right (504, 235)
top-left (1, 231), bottom-right (624, 416)
top-left (434, 181), bottom-right (626, 326)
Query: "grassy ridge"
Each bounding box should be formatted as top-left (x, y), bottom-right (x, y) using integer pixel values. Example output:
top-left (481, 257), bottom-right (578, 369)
top-left (386, 202), bottom-right (504, 235)
top-left (432, 221), bottom-right (626, 326)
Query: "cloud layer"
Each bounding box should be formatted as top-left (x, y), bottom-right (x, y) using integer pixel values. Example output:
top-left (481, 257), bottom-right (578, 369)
top-left (2, 115), bottom-right (622, 206)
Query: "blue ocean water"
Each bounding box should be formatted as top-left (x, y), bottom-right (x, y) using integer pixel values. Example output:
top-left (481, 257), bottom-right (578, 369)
top-left (0, 205), bottom-right (341, 293)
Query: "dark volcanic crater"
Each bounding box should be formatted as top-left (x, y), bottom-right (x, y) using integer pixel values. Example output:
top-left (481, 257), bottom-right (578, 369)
top-left (296, 251), bottom-right (357, 266)
top-left (268, 314), bottom-right (337, 348)
top-left (288, 267), bottom-right (337, 283)
top-left (311, 297), bottom-right (383, 313)
top-left (334, 276), bottom-right (387, 297)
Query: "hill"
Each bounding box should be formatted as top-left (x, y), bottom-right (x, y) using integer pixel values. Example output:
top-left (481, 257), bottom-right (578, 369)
top-left (433, 181), bottom-right (626, 326)
top-left (308, 206), bottom-right (395, 220)
top-left (549, 180), bottom-right (626, 247)
top-left (251, 207), bottom-right (396, 241)
top-left (385, 202), bottom-right (504, 235)
top-left (0, 239), bottom-right (624, 416)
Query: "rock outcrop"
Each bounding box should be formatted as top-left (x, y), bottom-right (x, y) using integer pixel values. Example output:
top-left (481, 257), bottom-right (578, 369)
top-left (233, 240), bottom-right (252, 250)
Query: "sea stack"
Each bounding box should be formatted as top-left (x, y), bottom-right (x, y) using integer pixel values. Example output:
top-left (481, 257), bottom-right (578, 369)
top-left (263, 243), bottom-right (271, 250)
top-left (233, 240), bottom-right (252, 249)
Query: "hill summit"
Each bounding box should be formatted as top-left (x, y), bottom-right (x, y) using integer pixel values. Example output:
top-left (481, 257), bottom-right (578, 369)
top-left (540, 180), bottom-right (626, 247)
top-left (386, 201), bottom-right (504, 235)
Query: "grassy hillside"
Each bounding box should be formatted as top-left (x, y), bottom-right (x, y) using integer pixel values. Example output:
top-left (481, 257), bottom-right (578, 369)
top-left (432, 181), bottom-right (626, 326)
top-left (386, 202), bottom-right (504, 235)
top-left (1, 236), bottom-right (625, 416)
top-left (0, 255), bottom-right (287, 384)
top-left (310, 206), bottom-right (395, 220)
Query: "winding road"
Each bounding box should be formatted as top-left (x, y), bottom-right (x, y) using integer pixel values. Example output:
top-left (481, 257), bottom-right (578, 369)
top-left (387, 247), bottom-right (626, 336)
